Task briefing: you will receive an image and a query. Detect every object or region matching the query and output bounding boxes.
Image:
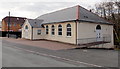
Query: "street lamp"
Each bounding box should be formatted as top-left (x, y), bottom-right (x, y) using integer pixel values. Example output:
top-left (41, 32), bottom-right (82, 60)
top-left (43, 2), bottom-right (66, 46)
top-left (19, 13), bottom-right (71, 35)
top-left (8, 11), bottom-right (10, 38)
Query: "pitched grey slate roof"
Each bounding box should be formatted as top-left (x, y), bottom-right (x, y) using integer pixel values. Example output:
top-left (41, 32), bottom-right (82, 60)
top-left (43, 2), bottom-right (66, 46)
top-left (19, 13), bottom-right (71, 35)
top-left (79, 6), bottom-right (110, 24)
top-left (27, 19), bottom-right (43, 28)
top-left (37, 6), bottom-right (77, 24)
top-left (36, 5), bottom-right (112, 25)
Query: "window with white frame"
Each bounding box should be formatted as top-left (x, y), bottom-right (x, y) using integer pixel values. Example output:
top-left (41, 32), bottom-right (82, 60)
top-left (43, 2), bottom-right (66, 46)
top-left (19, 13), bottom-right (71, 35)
top-left (58, 24), bottom-right (62, 35)
top-left (51, 25), bottom-right (55, 35)
top-left (66, 24), bottom-right (71, 36)
top-left (37, 30), bottom-right (41, 35)
top-left (25, 25), bottom-right (28, 29)
top-left (46, 25), bottom-right (49, 34)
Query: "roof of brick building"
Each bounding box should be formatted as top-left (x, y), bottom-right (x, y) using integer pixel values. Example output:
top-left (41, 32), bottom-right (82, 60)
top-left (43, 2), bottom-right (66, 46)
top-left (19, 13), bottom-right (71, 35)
top-left (2, 16), bottom-right (26, 25)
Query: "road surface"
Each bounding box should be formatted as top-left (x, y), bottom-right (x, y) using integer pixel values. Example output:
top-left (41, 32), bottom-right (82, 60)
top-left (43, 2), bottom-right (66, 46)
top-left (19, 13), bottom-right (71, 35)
top-left (2, 39), bottom-right (87, 67)
top-left (2, 38), bottom-right (118, 67)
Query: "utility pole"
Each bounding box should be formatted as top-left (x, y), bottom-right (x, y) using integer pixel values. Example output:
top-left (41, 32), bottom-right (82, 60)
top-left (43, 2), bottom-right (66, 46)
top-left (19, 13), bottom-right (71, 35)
top-left (8, 11), bottom-right (10, 38)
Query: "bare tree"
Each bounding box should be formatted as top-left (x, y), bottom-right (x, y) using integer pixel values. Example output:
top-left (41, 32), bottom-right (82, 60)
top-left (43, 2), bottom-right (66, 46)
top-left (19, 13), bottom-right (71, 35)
top-left (115, 0), bottom-right (120, 14)
top-left (94, 2), bottom-right (107, 19)
top-left (105, 2), bottom-right (114, 17)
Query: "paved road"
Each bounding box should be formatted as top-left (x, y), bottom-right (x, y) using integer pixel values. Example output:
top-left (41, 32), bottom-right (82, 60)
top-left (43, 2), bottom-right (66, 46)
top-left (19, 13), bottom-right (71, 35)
top-left (3, 45), bottom-right (83, 67)
top-left (2, 42), bottom-right (87, 67)
top-left (2, 38), bottom-right (118, 67)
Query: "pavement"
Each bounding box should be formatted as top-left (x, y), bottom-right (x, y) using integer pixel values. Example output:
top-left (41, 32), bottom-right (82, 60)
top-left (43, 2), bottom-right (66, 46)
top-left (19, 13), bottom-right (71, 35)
top-left (2, 37), bottom-right (76, 50)
top-left (2, 37), bottom-right (119, 67)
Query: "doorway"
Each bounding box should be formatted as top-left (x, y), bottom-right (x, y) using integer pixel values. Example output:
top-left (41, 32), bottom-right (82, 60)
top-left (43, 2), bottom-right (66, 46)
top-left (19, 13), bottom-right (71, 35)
top-left (96, 25), bottom-right (102, 41)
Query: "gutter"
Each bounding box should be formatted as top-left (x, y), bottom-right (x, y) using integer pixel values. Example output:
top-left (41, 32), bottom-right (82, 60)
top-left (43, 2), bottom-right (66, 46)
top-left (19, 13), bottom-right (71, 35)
top-left (79, 20), bottom-right (114, 25)
top-left (41, 20), bottom-right (76, 25)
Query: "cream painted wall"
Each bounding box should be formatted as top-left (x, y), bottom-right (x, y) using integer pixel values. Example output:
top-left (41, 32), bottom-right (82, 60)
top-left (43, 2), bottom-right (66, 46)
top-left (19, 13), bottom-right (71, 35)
top-left (22, 20), bottom-right (114, 48)
top-left (22, 20), bottom-right (32, 40)
top-left (33, 28), bottom-right (45, 40)
top-left (77, 22), bottom-right (96, 39)
top-left (77, 22), bottom-right (114, 48)
top-left (43, 22), bottom-right (76, 44)
top-left (22, 20), bottom-right (45, 40)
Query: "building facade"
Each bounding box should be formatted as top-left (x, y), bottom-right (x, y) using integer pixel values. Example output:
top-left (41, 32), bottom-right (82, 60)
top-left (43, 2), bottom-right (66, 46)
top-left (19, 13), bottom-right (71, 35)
top-left (22, 5), bottom-right (114, 48)
top-left (2, 16), bottom-right (26, 32)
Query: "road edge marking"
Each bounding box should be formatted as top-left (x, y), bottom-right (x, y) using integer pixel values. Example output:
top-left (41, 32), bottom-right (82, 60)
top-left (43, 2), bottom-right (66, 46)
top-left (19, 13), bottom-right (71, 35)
top-left (11, 46), bottom-right (103, 67)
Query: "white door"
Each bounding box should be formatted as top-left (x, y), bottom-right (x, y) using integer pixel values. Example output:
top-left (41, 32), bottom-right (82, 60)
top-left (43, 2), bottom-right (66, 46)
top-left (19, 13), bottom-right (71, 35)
top-left (96, 30), bottom-right (102, 41)
top-left (25, 30), bottom-right (28, 38)
top-left (96, 25), bottom-right (102, 41)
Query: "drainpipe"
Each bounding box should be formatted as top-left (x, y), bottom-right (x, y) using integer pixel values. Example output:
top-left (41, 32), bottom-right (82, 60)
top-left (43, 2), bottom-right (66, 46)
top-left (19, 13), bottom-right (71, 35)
top-left (75, 5), bottom-right (80, 45)
top-left (31, 26), bottom-right (33, 40)
top-left (75, 20), bottom-right (78, 45)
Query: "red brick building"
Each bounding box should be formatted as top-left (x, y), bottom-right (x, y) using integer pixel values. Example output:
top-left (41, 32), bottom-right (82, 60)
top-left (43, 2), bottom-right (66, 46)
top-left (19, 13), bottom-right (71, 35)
top-left (2, 16), bottom-right (26, 32)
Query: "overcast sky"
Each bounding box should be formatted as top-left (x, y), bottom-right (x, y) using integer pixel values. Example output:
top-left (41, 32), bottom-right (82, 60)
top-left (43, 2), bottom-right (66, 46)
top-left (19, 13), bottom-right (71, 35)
top-left (0, 0), bottom-right (108, 21)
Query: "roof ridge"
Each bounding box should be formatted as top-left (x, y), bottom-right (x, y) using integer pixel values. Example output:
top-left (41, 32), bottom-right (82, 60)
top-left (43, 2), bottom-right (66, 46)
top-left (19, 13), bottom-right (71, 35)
top-left (76, 5), bottom-right (80, 20)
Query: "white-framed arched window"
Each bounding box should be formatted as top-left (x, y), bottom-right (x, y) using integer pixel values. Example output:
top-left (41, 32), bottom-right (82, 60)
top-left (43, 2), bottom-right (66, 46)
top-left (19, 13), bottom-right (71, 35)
top-left (58, 24), bottom-right (62, 35)
top-left (46, 25), bottom-right (49, 34)
top-left (51, 25), bottom-right (55, 35)
top-left (25, 25), bottom-right (28, 29)
top-left (66, 24), bottom-right (71, 36)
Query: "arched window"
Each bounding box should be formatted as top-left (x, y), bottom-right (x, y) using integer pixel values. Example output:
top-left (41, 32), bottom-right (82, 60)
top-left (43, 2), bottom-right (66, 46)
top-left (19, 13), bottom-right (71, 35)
top-left (46, 25), bottom-right (49, 34)
top-left (51, 25), bottom-right (55, 35)
top-left (58, 24), bottom-right (62, 35)
top-left (66, 24), bottom-right (71, 36)
top-left (96, 25), bottom-right (101, 30)
top-left (25, 25), bottom-right (28, 29)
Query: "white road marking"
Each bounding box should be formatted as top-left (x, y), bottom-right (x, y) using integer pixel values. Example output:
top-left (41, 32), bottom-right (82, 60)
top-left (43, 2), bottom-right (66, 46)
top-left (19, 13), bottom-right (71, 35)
top-left (10, 46), bottom-right (103, 67)
top-left (83, 50), bottom-right (88, 52)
